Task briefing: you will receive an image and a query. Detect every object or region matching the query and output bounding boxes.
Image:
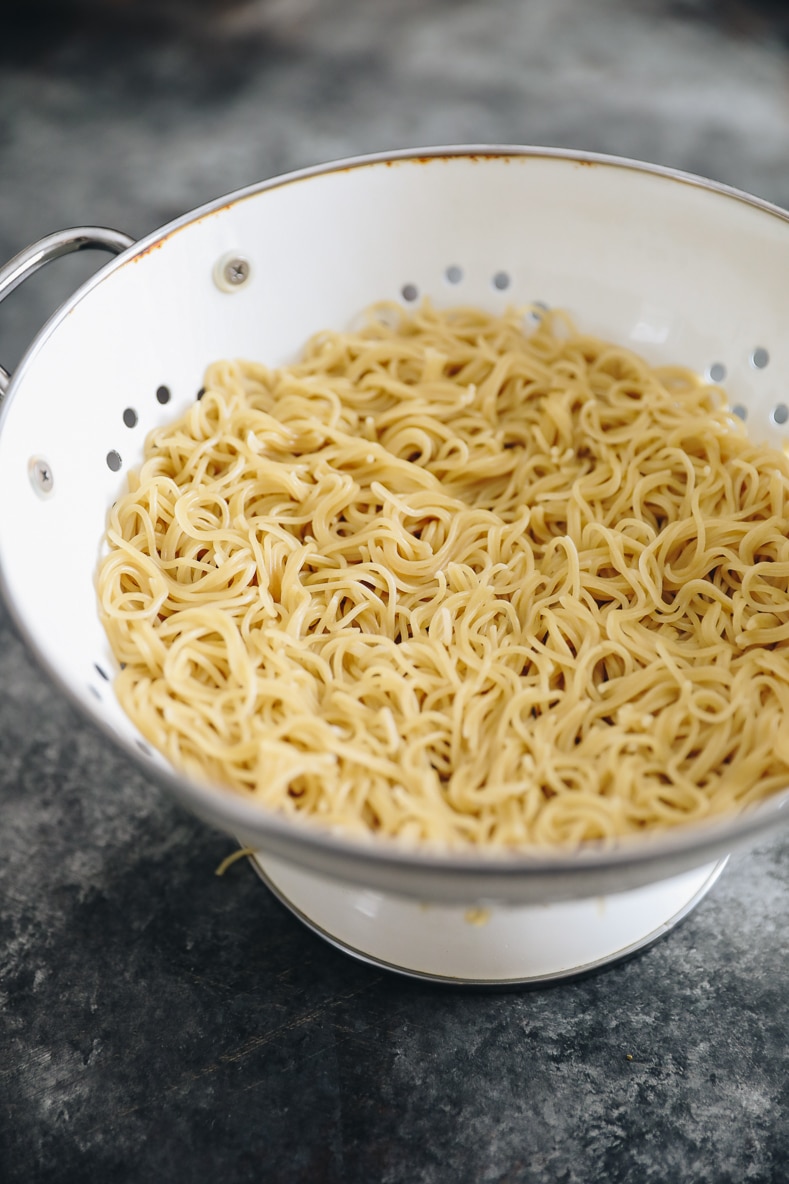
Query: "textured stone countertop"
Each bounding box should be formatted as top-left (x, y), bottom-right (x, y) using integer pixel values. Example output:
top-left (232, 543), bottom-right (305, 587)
top-left (1, 2), bottom-right (788, 1181)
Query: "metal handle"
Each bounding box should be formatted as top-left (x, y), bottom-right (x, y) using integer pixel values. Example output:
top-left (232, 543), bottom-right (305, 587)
top-left (0, 226), bottom-right (136, 398)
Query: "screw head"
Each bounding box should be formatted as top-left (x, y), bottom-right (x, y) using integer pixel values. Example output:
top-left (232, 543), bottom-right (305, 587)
top-left (29, 457), bottom-right (54, 496)
top-left (224, 258), bottom-right (250, 285)
top-left (214, 253), bottom-right (252, 293)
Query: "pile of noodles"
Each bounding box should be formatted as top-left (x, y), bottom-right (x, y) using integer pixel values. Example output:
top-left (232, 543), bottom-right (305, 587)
top-left (98, 303), bottom-right (789, 848)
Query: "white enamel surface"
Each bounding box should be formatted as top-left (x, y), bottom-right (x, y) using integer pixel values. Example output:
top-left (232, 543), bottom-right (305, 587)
top-left (1, 149), bottom-right (789, 910)
top-left (256, 853), bottom-right (725, 982)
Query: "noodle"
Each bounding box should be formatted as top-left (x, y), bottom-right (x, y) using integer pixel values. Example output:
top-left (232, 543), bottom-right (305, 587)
top-left (97, 303), bottom-right (789, 848)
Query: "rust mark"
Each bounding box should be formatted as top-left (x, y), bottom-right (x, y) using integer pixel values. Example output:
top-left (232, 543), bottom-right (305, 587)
top-left (413, 152), bottom-right (513, 165)
top-left (131, 238), bottom-right (165, 261)
top-left (128, 197), bottom-right (241, 265)
top-left (382, 151), bottom-right (514, 169)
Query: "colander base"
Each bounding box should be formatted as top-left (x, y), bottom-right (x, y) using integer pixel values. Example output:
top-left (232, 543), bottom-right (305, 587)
top-left (248, 853), bottom-right (727, 986)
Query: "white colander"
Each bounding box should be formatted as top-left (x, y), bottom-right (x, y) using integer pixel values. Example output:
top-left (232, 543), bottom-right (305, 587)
top-left (1, 147), bottom-right (787, 984)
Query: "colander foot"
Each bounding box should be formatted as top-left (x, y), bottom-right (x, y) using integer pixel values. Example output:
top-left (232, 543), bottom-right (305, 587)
top-left (247, 853), bottom-right (727, 987)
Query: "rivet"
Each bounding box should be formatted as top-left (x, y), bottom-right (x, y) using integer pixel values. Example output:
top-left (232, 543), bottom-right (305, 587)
top-left (214, 253), bottom-right (252, 293)
top-left (29, 457), bottom-right (54, 497)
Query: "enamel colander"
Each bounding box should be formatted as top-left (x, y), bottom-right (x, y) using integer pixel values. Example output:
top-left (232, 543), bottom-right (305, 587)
top-left (1, 147), bottom-right (787, 984)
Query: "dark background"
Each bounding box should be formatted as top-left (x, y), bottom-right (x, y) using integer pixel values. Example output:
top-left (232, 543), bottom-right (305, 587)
top-left (1, 2), bottom-right (789, 1182)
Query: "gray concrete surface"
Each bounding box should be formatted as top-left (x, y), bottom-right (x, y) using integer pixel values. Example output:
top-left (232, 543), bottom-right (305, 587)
top-left (1, 2), bottom-right (788, 1182)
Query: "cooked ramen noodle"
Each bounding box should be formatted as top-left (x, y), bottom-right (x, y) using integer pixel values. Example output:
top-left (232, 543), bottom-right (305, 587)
top-left (98, 303), bottom-right (789, 848)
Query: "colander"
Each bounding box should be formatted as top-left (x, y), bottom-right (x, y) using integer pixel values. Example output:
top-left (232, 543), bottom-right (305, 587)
top-left (2, 146), bottom-right (788, 985)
